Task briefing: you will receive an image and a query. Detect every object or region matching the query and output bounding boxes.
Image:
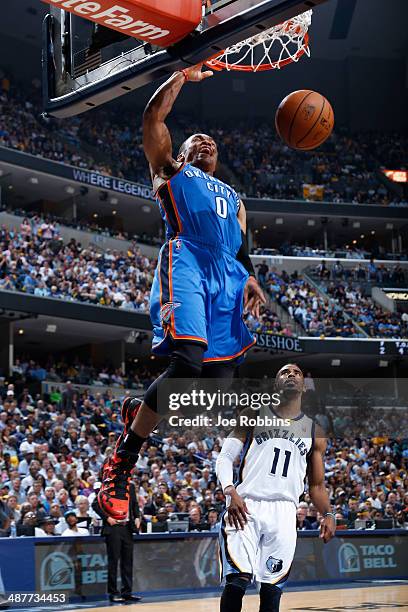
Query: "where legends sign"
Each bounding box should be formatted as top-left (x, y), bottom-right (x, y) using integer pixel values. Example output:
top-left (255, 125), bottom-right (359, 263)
top-left (71, 167), bottom-right (154, 200)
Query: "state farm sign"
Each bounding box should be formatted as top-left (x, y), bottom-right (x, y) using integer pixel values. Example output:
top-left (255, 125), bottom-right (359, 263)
top-left (42, 0), bottom-right (202, 46)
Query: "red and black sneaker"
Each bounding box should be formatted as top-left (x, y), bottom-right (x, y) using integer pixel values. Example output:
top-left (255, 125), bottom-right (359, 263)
top-left (98, 453), bottom-right (135, 520)
top-left (98, 397), bottom-right (141, 520)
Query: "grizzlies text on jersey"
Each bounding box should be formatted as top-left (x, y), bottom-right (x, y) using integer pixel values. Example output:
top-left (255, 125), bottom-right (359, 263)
top-left (236, 406), bottom-right (315, 503)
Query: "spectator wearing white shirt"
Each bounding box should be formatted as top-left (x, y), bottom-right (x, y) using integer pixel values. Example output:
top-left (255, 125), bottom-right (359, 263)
top-left (35, 516), bottom-right (58, 537)
top-left (61, 510), bottom-right (89, 536)
top-left (19, 433), bottom-right (36, 455)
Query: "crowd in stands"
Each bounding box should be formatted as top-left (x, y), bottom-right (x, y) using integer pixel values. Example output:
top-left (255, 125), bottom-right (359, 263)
top-left (0, 215), bottom-right (289, 335)
top-left (10, 356), bottom-right (157, 392)
top-left (202, 122), bottom-right (408, 206)
top-left (5, 207), bottom-right (406, 267)
top-left (311, 259), bottom-right (407, 286)
top-left (1, 206), bottom-right (161, 247)
top-left (256, 262), bottom-right (408, 338)
top-left (253, 243), bottom-right (407, 262)
top-left (0, 377), bottom-right (407, 538)
top-left (308, 260), bottom-right (408, 337)
top-left (0, 220), bottom-right (154, 310)
top-left (1, 70), bottom-right (407, 206)
top-left (325, 282), bottom-right (408, 338)
top-left (244, 307), bottom-right (293, 337)
top-left (1, 216), bottom-right (406, 338)
top-left (259, 266), bottom-right (360, 337)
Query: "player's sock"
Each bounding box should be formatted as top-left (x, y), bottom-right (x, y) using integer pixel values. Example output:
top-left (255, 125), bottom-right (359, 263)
top-left (220, 584), bottom-right (245, 612)
top-left (117, 428), bottom-right (146, 458)
top-left (220, 575), bottom-right (250, 612)
top-left (259, 583), bottom-right (282, 612)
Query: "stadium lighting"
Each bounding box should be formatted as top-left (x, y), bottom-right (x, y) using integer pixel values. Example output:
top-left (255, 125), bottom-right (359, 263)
top-left (18, 329), bottom-right (24, 335)
top-left (29, 177), bottom-right (39, 184)
top-left (352, 222), bottom-right (360, 228)
top-left (331, 359), bottom-right (341, 366)
top-left (112, 210), bottom-right (117, 215)
top-left (65, 185), bottom-right (75, 194)
top-left (46, 324), bottom-right (57, 333)
top-left (275, 218), bottom-right (284, 225)
top-left (307, 219), bottom-right (315, 226)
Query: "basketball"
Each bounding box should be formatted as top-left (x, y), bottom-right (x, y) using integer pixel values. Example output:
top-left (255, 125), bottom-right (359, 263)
top-left (275, 90), bottom-right (334, 150)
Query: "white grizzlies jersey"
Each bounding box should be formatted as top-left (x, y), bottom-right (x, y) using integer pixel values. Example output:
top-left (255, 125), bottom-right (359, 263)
top-left (235, 406), bottom-right (315, 504)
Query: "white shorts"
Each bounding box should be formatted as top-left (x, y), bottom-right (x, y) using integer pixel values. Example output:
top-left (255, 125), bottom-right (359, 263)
top-left (219, 498), bottom-right (297, 587)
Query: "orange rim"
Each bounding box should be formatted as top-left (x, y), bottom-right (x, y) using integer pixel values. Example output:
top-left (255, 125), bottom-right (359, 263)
top-left (204, 29), bottom-right (309, 72)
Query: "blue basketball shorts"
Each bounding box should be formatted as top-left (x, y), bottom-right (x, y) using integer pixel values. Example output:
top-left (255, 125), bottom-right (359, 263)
top-left (149, 236), bottom-right (255, 363)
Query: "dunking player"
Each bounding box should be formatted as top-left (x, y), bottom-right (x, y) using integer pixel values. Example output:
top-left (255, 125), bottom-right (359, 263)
top-left (98, 64), bottom-right (265, 520)
top-left (216, 364), bottom-right (335, 611)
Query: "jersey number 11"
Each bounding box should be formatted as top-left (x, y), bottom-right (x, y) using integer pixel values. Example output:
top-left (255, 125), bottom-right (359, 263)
top-left (270, 448), bottom-right (292, 478)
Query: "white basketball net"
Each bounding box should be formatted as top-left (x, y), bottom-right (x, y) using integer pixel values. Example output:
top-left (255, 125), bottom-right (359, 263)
top-left (206, 10), bottom-right (312, 72)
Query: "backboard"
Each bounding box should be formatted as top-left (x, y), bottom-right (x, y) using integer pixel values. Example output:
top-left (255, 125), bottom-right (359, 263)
top-left (43, 0), bottom-right (328, 118)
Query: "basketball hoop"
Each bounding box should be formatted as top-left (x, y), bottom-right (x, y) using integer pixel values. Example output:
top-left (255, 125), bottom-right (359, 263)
top-left (205, 10), bottom-right (312, 72)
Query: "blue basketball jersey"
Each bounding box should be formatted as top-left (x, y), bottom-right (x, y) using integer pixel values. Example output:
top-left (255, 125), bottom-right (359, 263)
top-left (156, 163), bottom-right (242, 255)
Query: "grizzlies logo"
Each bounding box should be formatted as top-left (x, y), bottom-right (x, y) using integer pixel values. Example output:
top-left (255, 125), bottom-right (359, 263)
top-left (160, 301), bottom-right (181, 325)
top-left (266, 556), bottom-right (283, 574)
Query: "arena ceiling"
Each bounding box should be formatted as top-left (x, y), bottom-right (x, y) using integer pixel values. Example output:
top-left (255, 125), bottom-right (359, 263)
top-left (3, 0), bottom-right (407, 61)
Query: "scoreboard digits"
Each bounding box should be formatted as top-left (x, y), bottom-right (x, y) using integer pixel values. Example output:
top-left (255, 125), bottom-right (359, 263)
top-left (379, 340), bottom-right (408, 356)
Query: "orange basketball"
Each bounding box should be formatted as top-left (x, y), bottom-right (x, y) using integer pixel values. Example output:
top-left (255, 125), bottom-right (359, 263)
top-left (275, 90), bottom-right (334, 150)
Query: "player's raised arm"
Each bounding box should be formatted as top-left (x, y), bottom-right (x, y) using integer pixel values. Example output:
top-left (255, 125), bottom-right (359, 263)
top-left (236, 200), bottom-right (266, 318)
top-left (306, 428), bottom-right (336, 543)
top-left (143, 64), bottom-right (213, 182)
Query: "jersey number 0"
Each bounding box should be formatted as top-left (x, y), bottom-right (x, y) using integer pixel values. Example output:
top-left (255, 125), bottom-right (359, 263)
top-left (215, 196), bottom-right (228, 219)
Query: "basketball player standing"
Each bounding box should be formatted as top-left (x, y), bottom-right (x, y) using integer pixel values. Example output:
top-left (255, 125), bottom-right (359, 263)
top-left (216, 364), bottom-right (335, 611)
top-left (98, 63), bottom-right (265, 520)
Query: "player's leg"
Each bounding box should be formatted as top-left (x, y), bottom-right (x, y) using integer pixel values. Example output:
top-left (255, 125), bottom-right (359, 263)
top-left (98, 342), bottom-right (205, 518)
top-left (219, 499), bottom-right (260, 612)
top-left (220, 573), bottom-right (252, 612)
top-left (201, 361), bottom-right (236, 379)
top-left (255, 500), bottom-right (297, 611)
top-left (105, 529), bottom-right (121, 599)
top-left (119, 528), bottom-right (134, 599)
top-left (259, 583), bottom-right (282, 612)
top-left (206, 254), bottom-right (255, 363)
top-left (99, 241), bottom-right (208, 519)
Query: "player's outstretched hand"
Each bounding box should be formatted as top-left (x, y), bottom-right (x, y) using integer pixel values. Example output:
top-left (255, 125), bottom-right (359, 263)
top-left (319, 515), bottom-right (336, 543)
top-left (225, 488), bottom-right (250, 530)
top-left (244, 276), bottom-right (266, 319)
top-left (182, 63), bottom-right (214, 82)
